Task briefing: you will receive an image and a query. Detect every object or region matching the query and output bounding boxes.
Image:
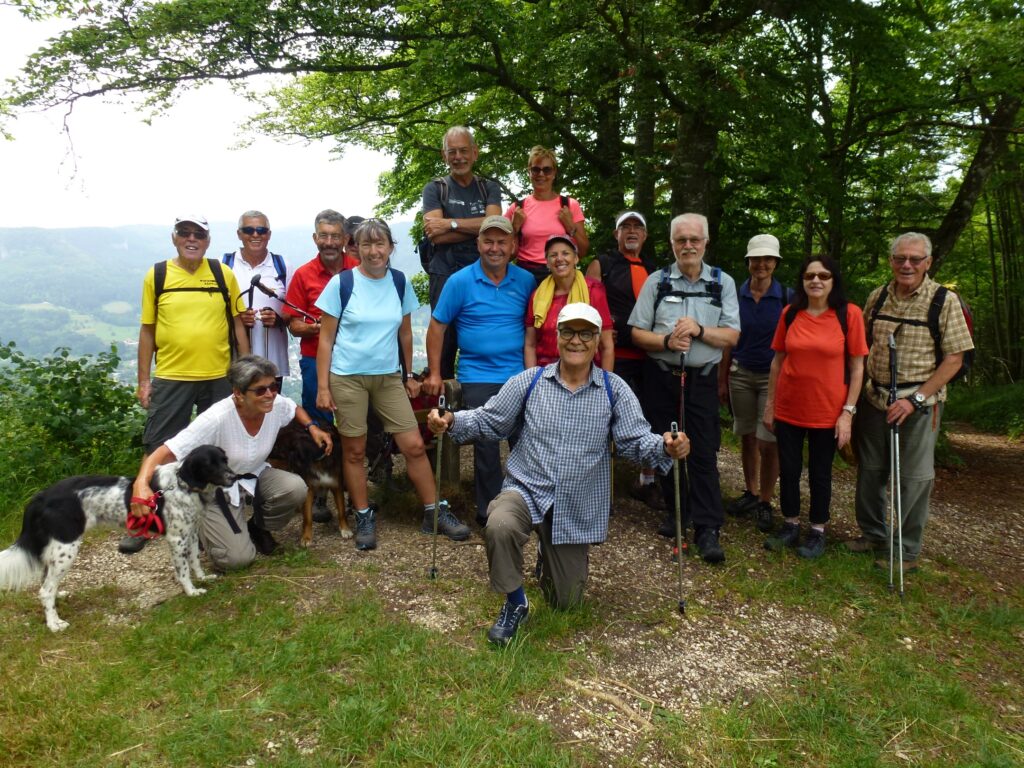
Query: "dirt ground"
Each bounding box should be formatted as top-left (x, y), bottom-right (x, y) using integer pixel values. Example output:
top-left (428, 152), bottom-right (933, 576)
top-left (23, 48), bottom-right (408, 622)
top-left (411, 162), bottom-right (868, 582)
top-left (56, 424), bottom-right (1023, 765)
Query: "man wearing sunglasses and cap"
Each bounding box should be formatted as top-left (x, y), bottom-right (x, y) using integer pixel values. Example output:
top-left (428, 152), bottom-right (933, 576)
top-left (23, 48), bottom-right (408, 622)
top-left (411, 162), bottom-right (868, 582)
top-left (428, 302), bottom-right (690, 647)
top-left (123, 213), bottom-right (250, 554)
top-left (225, 211), bottom-right (291, 384)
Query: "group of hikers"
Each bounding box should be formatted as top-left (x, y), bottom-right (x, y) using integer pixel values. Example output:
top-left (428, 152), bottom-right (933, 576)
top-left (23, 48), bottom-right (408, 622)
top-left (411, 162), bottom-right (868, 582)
top-left (125, 125), bottom-right (973, 646)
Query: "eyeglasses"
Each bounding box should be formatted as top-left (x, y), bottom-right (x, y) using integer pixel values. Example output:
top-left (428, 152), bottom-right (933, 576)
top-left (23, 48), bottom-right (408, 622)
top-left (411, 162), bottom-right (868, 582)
top-left (803, 272), bottom-right (833, 281)
top-left (891, 255), bottom-right (928, 266)
top-left (445, 147), bottom-right (472, 158)
top-left (674, 237), bottom-right (705, 246)
top-left (529, 165), bottom-right (555, 175)
top-left (246, 381), bottom-right (281, 396)
top-left (240, 226), bottom-right (270, 236)
top-left (558, 327), bottom-right (597, 342)
top-left (316, 233), bottom-right (346, 243)
top-left (175, 228), bottom-right (208, 240)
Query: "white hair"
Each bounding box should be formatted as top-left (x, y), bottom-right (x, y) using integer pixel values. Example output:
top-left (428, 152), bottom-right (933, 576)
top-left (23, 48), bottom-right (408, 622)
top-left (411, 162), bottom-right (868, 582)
top-left (890, 232), bottom-right (932, 258)
top-left (669, 213), bottom-right (709, 240)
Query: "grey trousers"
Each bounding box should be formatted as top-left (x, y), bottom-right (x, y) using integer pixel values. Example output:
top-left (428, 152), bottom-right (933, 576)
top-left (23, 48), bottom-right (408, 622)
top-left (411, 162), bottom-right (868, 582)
top-left (200, 467), bottom-right (307, 571)
top-left (484, 490), bottom-right (589, 610)
top-left (854, 400), bottom-right (942, 561)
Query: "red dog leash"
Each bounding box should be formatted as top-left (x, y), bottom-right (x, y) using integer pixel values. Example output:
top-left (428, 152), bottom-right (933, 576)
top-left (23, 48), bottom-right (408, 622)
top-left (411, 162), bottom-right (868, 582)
top-left (127, 492), bottom-right (165, 539)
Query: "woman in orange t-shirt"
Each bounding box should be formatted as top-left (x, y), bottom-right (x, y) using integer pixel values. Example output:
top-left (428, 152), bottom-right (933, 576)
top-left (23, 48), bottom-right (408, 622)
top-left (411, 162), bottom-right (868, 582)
top-left (763, 254), bottom-right (867, 558)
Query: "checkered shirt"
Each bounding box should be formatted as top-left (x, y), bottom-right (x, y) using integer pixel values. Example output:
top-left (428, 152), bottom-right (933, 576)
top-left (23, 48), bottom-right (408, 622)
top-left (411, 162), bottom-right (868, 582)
top-left (449, 364), bottom-right (673, 545)
top-left (863, 275), bottom-right (973, 410)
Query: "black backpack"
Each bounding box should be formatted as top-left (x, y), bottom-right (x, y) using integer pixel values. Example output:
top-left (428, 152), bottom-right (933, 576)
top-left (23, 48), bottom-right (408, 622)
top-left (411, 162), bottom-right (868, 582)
top-left (865, 284), bottom-right (975, 383)
top-left (649, 265), bottom-right (722, 327)
top-left (153, 258), bottom-right (238, 360)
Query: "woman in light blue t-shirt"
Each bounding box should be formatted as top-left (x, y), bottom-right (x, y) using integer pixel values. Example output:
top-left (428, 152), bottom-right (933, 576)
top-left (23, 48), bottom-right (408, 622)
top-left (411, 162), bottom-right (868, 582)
top-left (314, 219), bottom-right (470, 551)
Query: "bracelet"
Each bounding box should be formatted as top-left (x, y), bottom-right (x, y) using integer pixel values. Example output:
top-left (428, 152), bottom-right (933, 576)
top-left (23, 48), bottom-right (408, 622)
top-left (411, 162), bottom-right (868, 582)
top-left (663, 334), bottom-right (671, 350)
top-left (304, 422), bottom-right (318, 433)
top-left (695, 324), bottom-right (705, 340)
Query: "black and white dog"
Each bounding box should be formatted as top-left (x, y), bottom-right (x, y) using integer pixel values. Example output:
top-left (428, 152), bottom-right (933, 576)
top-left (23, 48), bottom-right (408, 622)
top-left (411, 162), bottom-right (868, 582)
top-left (0, 445), bottom-right (236, 632)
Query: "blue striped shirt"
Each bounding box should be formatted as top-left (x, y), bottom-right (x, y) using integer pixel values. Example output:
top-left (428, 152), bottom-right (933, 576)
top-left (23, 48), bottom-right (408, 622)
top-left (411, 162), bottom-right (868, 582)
top-left (449, 364), bottom-right (673, 545)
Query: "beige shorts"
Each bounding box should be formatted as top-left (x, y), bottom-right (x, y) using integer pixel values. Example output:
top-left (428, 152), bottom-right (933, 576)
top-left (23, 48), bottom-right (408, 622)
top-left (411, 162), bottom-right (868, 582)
top-left (329, 373), bottom-right (418, 437)
top-left (728, 363), bottom-right (775, 443)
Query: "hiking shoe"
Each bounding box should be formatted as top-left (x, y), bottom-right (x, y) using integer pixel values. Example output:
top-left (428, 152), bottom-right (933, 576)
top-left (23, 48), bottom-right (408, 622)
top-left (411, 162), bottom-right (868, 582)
top-left (764, 522), bottom-right (800, 552)
top-left (631, 482), bottom-right (666, 511)
top-left (118, 535), bottom-right (149, 555)
top-left (845, 536), bottom-right (883, 554)
top-left (487, 599), bottom-right (529, 647)
top-left (657, 514), bottom-right (680, 538)
top-left (797, 528), bottom-right (826, 559)
top-left (695, 526), bottom-right (725, 564)
top-left (312, 494), bottom-right (332, 523)
top-left (247, 519), bottom-right (278, 556)
top-left (726, 490), bottom-right (759, 517)
top-left (421, 501), bottom-right (470, 541)
top-left (354, 507), bottom-right (377, 551)
top-left (874, 558), bottom-right (919, 574)
top-left (755, 501), bottom-right (775, 533)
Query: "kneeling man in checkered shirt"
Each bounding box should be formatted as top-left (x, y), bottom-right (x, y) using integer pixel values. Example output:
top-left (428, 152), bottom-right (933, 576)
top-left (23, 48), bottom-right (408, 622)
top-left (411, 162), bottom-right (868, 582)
top-left (428, 303), bottom-right (690, 647)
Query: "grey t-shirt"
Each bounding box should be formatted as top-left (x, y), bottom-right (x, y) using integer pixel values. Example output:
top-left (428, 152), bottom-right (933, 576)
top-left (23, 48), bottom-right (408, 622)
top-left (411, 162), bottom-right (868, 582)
top-left (421, 175), bottom-right (502, 271)
top-left (628, 261), bottom-right (741, 367)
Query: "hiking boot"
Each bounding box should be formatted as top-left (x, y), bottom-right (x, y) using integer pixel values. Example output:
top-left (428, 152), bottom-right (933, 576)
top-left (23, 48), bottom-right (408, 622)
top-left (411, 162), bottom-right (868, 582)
top-left (312, 494), bottom-right (332, 523)
top-left (487, 599), bottom-right (529, 647)
top-left (118, 535), bottom-right (149, 555)
top-left (247, 519), bottom-right (278, 556)
top-left (845, 536), bottom-right (883, 554)
top-left (755, 501), bottom-right (775, 533)
top-left (694, 526), bottom-right (725, 564)
top-left (797, 528), bottom-right (826, 559)
top-left (726, 490), bottom-right (759, 517)
top-left (764, 521), bottom-right (800, 552)
top-left (874, 558), bottom-right (919, 574)
top-left (631, 483), bottom-right (666, 511)
top-left (354, 507), bottom-right (377, 551)
top-left (421, 501), bottom-right (470, 541)
top-left (657, 514), bottom-right (679, 538)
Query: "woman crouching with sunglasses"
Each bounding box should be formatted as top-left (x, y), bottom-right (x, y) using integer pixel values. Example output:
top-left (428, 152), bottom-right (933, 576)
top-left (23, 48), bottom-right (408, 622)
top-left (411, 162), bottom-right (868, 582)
top-left (762, 255), bottom-right (868, 558)
top-left (131, 355), bottom-right (328, 570)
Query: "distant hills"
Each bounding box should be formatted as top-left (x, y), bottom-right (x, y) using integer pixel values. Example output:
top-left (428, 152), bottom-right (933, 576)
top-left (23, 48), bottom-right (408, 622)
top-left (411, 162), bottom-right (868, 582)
top-left (0, 221), bottom-right (423, 363)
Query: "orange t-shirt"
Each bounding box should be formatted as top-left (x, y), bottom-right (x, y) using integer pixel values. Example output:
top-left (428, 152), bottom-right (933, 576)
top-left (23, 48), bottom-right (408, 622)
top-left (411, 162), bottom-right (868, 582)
top-left (770, 305), bottom-right (868, 428)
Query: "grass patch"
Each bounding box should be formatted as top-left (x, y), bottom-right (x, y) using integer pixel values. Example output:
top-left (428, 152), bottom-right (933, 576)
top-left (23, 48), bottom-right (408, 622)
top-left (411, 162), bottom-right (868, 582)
top-left (946, 382), bottom-right (1024, 438)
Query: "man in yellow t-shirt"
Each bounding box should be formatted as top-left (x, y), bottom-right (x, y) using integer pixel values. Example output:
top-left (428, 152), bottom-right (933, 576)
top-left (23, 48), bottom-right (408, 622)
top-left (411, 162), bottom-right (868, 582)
top-left (122, 214), bottom-right (250, 554)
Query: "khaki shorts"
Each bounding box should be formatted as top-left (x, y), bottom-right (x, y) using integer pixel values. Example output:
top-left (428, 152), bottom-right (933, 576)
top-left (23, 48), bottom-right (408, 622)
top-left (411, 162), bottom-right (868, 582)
top-left (329, 372), bottom-right (418, 437)
top-left (728, 363), bottom-right (775, 443)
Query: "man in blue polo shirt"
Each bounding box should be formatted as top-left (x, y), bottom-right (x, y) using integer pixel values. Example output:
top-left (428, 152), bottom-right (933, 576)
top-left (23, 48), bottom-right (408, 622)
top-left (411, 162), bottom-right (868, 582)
top-left (423, 215), bottom-right (535, 526)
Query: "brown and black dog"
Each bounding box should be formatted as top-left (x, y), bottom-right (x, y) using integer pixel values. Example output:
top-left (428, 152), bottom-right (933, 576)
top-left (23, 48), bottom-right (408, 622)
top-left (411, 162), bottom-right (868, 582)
top-left (269, 422), bottom-right (349, 546)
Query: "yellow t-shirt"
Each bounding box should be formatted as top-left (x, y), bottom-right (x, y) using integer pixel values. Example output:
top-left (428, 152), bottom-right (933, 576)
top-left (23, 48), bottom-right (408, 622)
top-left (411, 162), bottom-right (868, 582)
top-left (141, 260), bottom-right (243, 380)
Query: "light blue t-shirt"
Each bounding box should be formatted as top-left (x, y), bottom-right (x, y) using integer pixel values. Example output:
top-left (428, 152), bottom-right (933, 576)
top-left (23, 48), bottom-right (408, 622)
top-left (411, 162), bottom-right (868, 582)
top-left (315, 268), bottom-right (419, 375)
top-left (432, 260), bottom-right (535, 383)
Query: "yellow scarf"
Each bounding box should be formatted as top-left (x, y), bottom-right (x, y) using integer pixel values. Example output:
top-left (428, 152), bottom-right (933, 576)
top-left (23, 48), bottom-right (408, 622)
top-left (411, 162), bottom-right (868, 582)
top-left (533, 270), bottom-right (591, 328)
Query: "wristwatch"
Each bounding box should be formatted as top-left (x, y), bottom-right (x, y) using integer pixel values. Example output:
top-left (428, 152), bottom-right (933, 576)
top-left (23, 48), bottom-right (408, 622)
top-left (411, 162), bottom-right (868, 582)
top-left (907, 391), bottom-right (928, 412)
top-left (449, 219), bottom-right (458, 230)
top-left (842, 404), bottom-right (857, 415)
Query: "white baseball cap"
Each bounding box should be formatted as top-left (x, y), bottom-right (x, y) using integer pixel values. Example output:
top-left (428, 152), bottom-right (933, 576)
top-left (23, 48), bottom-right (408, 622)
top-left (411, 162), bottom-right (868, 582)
top-left (557, 302), bottom-right (602, 329)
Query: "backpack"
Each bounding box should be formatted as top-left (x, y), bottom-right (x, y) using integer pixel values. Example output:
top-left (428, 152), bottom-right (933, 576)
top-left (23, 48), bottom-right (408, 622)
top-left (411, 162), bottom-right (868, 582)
top-left (337, 267), bottom-right (409, 378)
top-left (649, 265), bottom-right (722, 327)
top-left (153, 258), bottom-right (238, 360)
top-left (519, 365), bottom-right (616, 436)
top-left (417, 175), bottom-right (492, 271)
top-left (783, 302), bottom-right (850, 384)
top-left (866, 284), bottom-right (974, 383)
top-left (222, 251), bottom-right (287, 286)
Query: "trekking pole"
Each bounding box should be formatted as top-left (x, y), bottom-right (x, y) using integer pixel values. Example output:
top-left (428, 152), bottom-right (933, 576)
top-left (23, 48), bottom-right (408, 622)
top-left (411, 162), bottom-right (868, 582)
top-left (887, 333), bottom-right (905, 598)
top-left (429, 395), bottom-right (446, 580)
top-left (261, 308), bottom-right (270, 359)
top-left (671, 420), bottom-right (686, 615)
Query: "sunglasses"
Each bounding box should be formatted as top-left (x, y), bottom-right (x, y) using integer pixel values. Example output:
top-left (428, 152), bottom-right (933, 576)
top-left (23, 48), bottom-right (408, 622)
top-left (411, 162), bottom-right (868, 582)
top-left (175, 228), bottom-right (209, 240)
top-left (529, 165), bottom-right (555, 175)
top-left (803, 271), bottom-right (833, 281)
top-left (891, 255), bottom-right (928, 265)
top-left (246, 381), bottom-right (281, 396)
top-left (240, 226), bottom-right (270, 236)
top-left (557, 327), bottom-right (597, 342)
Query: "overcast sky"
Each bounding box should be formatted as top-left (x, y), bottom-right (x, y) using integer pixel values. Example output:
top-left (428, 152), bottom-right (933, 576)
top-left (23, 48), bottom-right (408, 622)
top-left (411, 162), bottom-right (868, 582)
top-left (0, 8), bottom-right (393, 230)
